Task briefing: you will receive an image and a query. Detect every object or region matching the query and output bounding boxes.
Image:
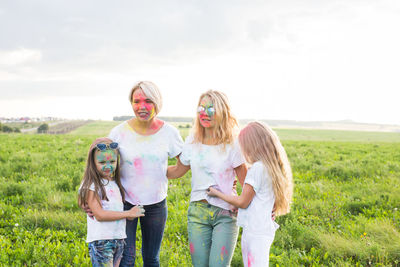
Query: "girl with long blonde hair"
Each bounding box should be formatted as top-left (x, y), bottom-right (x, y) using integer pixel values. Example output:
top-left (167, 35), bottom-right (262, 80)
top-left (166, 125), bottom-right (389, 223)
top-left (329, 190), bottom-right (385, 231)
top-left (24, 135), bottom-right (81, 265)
top-left (207, 121), bottom-right (293, 267)
top-left (168, 90), bottom-right (247, 267)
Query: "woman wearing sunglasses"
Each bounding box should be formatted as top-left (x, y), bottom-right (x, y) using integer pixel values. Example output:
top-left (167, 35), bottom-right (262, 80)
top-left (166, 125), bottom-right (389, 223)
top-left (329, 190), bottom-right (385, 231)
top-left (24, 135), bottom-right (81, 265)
top-left (107, 81), bottom-right (183, 267)
top-left (167, 90), bottom-right (247, 267)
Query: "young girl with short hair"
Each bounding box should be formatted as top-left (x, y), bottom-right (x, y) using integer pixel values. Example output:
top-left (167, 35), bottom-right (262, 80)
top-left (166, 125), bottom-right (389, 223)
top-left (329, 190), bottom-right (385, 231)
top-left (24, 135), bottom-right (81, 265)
top-left (78, 137), bottom-right (145, 267)
top-left (207, 121), bottom-right (293, 267)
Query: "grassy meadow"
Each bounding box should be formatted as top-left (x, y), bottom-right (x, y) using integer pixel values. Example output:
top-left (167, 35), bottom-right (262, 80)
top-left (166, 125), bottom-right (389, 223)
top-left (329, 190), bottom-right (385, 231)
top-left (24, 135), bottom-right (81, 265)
top-left (0, 121), bottom-right (399, 266)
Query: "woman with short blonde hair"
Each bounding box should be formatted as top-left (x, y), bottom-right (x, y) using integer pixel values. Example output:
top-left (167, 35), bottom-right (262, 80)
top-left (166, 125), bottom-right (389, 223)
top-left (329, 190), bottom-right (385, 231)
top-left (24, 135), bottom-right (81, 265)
top-left (110, 81), bottom-right (183, 266)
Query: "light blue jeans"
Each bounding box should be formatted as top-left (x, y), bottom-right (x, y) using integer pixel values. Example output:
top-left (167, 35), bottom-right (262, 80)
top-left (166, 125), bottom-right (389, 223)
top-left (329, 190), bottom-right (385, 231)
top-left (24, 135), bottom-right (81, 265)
top-left (188, 201), bottom-right (239, 267)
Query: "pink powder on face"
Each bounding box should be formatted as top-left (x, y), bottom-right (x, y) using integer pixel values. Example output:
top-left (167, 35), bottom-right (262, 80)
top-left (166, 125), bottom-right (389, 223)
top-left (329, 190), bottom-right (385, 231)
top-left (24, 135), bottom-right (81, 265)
top-left (132, 89), bottom-right (156, 121)
top-left (189, 242), bottom-right (195, 254)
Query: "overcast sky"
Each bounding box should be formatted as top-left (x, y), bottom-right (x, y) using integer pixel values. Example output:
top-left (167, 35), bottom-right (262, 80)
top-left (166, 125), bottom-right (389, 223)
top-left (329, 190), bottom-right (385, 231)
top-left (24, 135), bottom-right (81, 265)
top-left (1, 0), bottom-right (399, 124)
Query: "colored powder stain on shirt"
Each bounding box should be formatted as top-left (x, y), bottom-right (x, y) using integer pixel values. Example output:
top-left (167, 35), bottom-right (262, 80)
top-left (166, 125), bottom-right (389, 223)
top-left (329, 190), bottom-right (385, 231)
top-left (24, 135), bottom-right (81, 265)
top-left (146, 154), bottom-right (159, 163)
top-left (133, 158), bottom-right (143, 173)
top-left (127, 191), bottom-right (140, 204)
top-left (247, 251), bottom-right (254, 267)
top-left (220, 246), bottom-right (228, 261)
top-left (189, 242), bottom-right (195, 254)
top-left (108, 189), bottom-right (114, 197)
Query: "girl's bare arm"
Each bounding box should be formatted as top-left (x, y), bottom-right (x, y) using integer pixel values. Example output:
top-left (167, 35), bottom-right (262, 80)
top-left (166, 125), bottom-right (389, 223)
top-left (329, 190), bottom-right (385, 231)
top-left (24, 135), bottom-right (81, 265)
top-left (87, 191), bottom-right (144, 221)
top-left (207, 184), bottom-right (255, 209)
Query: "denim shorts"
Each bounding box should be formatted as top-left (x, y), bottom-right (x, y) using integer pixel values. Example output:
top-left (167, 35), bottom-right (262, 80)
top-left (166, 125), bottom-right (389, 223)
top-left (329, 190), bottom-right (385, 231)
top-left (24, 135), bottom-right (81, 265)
top-left (88, 239), bottom-right (125, 267)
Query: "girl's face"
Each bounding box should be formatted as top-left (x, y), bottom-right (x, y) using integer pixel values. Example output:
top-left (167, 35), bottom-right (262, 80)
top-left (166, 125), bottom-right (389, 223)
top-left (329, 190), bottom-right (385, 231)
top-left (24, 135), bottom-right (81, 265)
top-left (131, 88), bottom-right (156, 121)
top-left (198, 96), bottom-right (216, 128)
top-left (94, 149), bottom-right (118, 178)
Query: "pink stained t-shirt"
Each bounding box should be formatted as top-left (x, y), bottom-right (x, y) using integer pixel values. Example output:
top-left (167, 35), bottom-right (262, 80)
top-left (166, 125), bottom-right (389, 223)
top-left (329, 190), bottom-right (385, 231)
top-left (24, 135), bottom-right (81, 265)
top-left (109, 121), bottom-right (183, 205)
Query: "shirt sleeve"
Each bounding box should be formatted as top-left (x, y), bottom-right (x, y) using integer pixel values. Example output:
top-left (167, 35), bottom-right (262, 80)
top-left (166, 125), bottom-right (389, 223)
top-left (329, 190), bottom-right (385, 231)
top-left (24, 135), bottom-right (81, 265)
top-left (230, 139), bottom-right (246, 168)
top-left (244, 162), bottom-right (263, 192)
top-left (168, 125), bottom-right (184, 158)
top-left (89, 183), bottom-right (95, 192)
top-left (179, 134), bottom-right (193, 166)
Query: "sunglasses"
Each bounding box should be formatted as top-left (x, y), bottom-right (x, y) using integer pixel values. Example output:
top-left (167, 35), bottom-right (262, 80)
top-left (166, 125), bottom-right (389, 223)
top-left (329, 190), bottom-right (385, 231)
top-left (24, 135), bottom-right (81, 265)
top-left (197, 106), bottom-right (215, 116)
top-left (96, 142), bottom-right (119, 151)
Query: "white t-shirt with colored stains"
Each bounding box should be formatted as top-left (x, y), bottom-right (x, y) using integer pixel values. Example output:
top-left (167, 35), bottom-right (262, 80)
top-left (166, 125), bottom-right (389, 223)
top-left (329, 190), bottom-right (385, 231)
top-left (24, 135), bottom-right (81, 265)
top-left (237, 161), bottom-right (279, 236)
top-left (86, 179), bottom-right (126, 243)
top-left (109, 121), bottom-right (183, 205)
top-left (180, 134), bottom-right (245, 211)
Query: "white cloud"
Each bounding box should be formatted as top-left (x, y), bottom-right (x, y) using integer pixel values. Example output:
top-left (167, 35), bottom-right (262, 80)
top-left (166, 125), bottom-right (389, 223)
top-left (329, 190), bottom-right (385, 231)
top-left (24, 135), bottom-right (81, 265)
top-left (0, 1), bottom-right (399, 124)
top-left (0, 48), bottom-right (42, 66)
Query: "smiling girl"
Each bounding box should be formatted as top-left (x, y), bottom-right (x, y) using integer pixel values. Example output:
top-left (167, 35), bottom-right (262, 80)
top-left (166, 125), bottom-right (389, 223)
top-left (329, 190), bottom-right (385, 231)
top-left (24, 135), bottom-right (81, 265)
top-left (78, 137), bottom-right (145, 267)
top-left (167, 90), bottom-right (247, 267)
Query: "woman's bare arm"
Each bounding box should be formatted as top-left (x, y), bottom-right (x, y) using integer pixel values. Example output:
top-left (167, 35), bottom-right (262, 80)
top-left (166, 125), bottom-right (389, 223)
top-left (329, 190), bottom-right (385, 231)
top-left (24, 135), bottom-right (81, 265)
top-left (167, 155), bottom-right (190, 179)
top-left (234, 163), bottom-right (247, 187)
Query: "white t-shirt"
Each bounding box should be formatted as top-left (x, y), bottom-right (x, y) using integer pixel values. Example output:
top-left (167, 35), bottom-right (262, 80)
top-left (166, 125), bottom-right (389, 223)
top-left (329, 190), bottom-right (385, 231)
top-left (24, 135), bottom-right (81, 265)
top-left (237, 161), bottom-right (279, 236)
top-left (109, 121), bottom-right (183, 205)
top-left (86, 179), bottom-right (126, 243)
top-left (180, 134), bottom-right (245, 211)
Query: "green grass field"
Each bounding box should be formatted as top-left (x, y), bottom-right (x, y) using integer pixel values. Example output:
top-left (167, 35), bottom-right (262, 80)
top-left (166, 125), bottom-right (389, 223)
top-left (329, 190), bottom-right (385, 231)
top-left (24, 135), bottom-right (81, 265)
top-left (275, 128), bottom-right (400, 142)
top-left (68, 121), bottom-right (121, 136)
top-left (1, 123), bottom-right (399, 266)
top-left (70, 120), bottom-right (400, 142)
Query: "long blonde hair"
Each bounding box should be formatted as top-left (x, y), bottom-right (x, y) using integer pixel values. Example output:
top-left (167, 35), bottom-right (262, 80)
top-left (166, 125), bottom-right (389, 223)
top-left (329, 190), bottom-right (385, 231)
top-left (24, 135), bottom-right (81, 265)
top-left (193, 90), bottom-right (238, 145)
top-left (239, 122), bottom-right (293, 215)
top-left (78, 137), bottom-right (125, 207)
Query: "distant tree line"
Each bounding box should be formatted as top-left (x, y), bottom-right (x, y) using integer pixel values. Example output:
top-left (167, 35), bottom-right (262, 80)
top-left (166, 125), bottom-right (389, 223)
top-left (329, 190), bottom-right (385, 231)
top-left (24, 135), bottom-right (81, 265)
top-left (37, 124), bottom-right (49, 133)
top-left (0, 123), bottom-right (21, 133)
top-left (113, 116), bottom-right (194, 122)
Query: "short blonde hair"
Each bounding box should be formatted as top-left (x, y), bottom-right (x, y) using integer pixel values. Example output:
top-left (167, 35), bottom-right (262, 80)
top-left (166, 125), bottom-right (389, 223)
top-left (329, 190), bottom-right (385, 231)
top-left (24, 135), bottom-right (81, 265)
top-left (129, 81), bottom-right (163, 114)
top-left (193, 90), bottom-right (238, 145)
top-left (239, 121), bottom-right (293, 216)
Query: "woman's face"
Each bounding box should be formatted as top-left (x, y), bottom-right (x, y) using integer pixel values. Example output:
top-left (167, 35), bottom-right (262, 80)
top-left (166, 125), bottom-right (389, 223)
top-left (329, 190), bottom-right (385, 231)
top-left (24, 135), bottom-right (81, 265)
top-left (131, 88), bottom-right (156, 121)
top-left (198, 96), bottom-right (216, 128)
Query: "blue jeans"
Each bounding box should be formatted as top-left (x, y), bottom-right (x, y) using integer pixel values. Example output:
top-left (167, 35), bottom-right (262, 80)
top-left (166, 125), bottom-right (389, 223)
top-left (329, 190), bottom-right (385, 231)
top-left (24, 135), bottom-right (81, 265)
top-left (188, 201), bottom-right (239, 267)
top-left (120, 199), bottom-right (167, 267)
top-left (88, 239), bottom-right (124, 267)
